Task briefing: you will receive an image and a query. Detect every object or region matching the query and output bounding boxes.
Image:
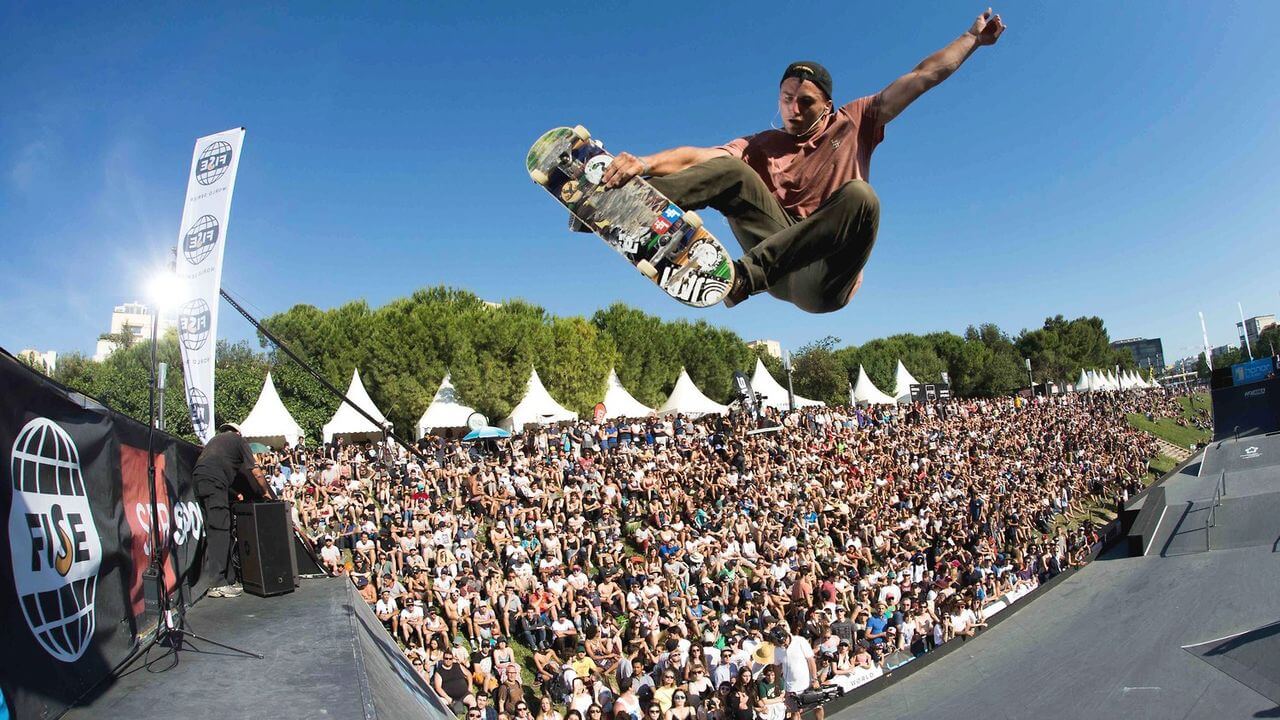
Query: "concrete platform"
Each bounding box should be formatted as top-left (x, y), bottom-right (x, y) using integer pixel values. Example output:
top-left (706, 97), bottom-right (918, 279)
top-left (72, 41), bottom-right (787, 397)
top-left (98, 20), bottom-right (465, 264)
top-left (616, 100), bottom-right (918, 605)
top-left (64, 577), bottom-right (451, 720)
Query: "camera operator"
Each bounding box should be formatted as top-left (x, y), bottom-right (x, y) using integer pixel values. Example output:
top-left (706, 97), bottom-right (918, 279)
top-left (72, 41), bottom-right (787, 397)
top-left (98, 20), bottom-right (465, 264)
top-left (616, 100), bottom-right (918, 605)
top-left (772, 625), bottom-right (823, 720)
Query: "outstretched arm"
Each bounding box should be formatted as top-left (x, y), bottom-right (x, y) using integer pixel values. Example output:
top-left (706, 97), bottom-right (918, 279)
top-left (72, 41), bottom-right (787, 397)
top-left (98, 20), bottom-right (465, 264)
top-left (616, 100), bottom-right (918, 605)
top-left (875, 8), bottom-right (1006, 125)
top-left (602, 146), bottom-right (729, 188)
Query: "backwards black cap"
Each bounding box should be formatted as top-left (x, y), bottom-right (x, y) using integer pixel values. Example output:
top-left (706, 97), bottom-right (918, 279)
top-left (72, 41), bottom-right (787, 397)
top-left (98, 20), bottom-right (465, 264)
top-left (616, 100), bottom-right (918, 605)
top-left (781, 61), bottom-right (833, 100)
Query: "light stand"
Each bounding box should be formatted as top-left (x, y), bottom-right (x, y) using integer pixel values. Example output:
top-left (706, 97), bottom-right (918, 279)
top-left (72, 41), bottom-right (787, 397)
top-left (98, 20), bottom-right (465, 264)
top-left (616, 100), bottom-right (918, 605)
top-left (138, 281), bottom-right (261, 671)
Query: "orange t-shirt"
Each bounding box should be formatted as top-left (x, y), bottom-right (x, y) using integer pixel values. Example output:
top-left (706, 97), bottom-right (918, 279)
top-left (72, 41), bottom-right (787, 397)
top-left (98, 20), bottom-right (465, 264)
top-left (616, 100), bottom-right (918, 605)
top-left (720, 95), bottom-right (885, 218)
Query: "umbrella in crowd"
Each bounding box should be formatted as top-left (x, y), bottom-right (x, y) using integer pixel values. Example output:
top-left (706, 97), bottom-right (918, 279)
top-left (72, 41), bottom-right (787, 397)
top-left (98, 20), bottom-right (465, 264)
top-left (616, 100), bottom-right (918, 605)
top-left (462, 426), bottom-right (511, 441)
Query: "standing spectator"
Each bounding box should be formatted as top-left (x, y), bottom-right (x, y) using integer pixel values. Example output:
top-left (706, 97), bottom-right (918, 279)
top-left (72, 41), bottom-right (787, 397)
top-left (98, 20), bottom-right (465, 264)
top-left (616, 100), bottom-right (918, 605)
top-left (778, 626), bottom-right (822, 720)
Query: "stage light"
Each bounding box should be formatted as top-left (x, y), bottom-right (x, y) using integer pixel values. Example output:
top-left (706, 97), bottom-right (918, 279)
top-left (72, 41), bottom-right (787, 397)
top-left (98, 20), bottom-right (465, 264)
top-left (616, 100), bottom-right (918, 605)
top-left (147, 268), bottom-right (183, 313)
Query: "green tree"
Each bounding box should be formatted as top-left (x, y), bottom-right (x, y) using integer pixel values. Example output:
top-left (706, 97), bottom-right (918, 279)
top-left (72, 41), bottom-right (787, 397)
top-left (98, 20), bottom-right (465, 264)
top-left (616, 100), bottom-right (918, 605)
top-left (592, 304), bottom-right (683, 407)
top-left (1210, 345), bottom-right (1244, 371)
top-left (1255, 324), bottom-right (1280, 359)
top-left (954, 324), bottom-right (1025, 396)
top-left (214, 340), bottom-right (269, 432)
top-left (792, 336), bottom-right (847, 405)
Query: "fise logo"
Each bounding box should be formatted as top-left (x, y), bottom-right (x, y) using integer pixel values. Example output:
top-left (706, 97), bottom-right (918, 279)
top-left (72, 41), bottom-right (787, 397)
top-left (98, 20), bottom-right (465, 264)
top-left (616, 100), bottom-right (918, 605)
top-left (195, 140), bottom-right (233, 186)
top-left (183, 214), bottom-right (220, 265)
top-left (8, 418), bottom-right (102, 662)
top-left (179, 298), bottom-right (212, 351)
top-left (188, 386), bottom-right (211, 438)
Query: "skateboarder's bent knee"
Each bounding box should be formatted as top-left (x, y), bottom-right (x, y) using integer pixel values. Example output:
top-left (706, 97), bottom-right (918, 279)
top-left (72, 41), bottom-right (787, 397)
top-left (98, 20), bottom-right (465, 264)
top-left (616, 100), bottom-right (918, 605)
top-left (827, 179), bottom-right (879, 215)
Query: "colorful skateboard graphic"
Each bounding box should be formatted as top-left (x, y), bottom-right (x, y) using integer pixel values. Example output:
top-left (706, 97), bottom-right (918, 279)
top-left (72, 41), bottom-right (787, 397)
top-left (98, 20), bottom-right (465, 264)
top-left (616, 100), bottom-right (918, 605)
top-left (526, 126), bottom-right (735, 308)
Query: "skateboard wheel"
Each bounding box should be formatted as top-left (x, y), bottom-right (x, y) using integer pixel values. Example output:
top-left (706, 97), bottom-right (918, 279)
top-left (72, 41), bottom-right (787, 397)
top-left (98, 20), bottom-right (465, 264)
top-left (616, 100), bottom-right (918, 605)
top-left (529, 169), bottom-right (549, 185)
top-left (572, 125), bottom-right (591, 141)
top-left (682, 211), bottom-right (702, 229)
top-left (637, 260), bottom-right (659, 280)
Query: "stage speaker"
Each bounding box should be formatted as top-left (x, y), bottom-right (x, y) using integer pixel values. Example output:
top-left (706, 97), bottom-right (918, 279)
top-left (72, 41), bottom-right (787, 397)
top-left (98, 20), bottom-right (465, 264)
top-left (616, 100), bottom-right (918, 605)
top-left (234, 501), bottom-right (297, 597)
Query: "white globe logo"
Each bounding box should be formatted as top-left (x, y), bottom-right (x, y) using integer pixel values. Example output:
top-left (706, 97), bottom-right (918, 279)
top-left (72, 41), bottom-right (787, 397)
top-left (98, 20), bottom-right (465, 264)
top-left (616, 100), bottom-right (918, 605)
top-left (183, 215), bottom-right (220, 265)
top-left (8, 417), bottom-right (102, 662)
top-left (188, 386), bottom-right (211, 436)
top-left (179, 298), bottom-right (212, 351)
top-left (196, 141), bottom-right (233, 186)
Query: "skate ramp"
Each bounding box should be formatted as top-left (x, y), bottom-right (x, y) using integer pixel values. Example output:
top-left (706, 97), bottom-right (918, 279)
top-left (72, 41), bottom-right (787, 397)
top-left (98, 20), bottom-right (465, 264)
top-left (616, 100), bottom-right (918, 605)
top-left (1184, 620), bottom-right (1280, 707)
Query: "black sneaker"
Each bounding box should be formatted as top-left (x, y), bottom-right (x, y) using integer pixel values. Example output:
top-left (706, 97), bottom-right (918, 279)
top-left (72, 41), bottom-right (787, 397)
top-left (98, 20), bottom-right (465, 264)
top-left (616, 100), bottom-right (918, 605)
top-left (723, 261), bottom-right (752, 308)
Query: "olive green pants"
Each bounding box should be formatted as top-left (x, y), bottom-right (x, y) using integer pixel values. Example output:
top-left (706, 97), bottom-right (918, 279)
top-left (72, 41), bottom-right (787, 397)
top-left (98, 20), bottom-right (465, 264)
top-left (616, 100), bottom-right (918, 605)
top-left (650, 156), bottom-right (879, 313)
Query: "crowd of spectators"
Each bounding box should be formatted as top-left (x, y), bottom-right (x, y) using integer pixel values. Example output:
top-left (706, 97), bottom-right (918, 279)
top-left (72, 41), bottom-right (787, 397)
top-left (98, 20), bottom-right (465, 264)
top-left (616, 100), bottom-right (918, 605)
top-left (256, 388), bottom-right (1182, 720)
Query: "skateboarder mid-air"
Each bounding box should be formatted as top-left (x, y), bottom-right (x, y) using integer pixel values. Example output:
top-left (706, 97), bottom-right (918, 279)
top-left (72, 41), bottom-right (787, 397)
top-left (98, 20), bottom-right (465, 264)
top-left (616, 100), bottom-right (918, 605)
top-left (599, 9), bottom-right (1006, 312)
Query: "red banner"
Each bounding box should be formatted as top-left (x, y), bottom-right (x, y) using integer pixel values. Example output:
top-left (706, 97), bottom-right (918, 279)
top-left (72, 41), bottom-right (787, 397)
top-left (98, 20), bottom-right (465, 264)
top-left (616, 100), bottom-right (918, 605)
top-left (120, 444), bottom-right (179, 618)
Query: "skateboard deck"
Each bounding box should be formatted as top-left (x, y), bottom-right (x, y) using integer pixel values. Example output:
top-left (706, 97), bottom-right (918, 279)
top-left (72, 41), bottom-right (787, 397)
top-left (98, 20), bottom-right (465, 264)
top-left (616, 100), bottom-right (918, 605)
top-left (526, 126), bottom-right (735, 308)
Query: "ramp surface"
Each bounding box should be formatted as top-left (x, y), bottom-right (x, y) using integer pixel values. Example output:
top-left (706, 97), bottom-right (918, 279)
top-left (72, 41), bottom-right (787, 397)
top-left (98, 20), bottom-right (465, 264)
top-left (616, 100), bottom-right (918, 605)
top-left (1185, 621), bottom-right (1280, 706)
top-left (837, 453), bottom-right (1280, 720)
top-left (1199, 432), bottom-right (1280, 479)
top-left (837, 543), bottom-right (1280, 719)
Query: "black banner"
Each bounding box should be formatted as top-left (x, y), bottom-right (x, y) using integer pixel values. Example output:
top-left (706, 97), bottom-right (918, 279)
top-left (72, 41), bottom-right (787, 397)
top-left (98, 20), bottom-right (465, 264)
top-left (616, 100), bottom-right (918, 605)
top-left (0, 349), bottom-right (205, 719)
top-left (1210, 374), bottom-right (1280, 441)
top-left (908, 382), bottom-right (952, 403)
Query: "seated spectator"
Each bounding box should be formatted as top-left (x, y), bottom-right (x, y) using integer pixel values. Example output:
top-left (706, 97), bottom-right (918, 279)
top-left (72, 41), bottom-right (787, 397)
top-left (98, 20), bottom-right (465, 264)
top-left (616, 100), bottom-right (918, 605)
top-left (432, 651), bottom-right (475, 714)
top-left (319, 536), bottom-right (343, 574)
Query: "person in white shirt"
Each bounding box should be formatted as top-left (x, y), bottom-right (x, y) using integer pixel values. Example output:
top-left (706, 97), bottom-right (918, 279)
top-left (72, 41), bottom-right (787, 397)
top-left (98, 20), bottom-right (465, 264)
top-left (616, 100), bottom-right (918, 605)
top-left (778, 626), bottom-right (823, 720)
top-left (319, 536), bottom-right (343, 574)
top-left (400, 599), bottom-right (426, 645)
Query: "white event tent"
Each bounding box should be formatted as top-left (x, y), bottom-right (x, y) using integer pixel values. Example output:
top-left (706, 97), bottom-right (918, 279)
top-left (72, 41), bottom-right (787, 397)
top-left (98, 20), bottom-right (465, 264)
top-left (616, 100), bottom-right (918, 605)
top-left (892, 360), bottom-right (921, 404)
top-left (658, 367), bottom-right (728, 416)
top-left (416, 373), bottom-right (477, 438)
top-left (1073, 369), bottom-right (1090, 393)
top-left (500, 367), bottom-right (578, 432)
top-left (749, 358), bottom-right (822, 410)
top-left (323, 368), bottom-right (391, 444)
top-left (1095, 370), bottom-right (1111, 391)
top-left (851, 365), bottom-right (896, 405)
top-left (237, 372), bottom-right (303, 449)
top-left (602, 369), bottom-right (654, 419)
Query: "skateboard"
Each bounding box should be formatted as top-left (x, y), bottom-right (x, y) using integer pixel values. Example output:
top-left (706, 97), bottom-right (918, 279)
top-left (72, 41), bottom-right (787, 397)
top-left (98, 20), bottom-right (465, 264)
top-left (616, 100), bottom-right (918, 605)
top-left (526, 126), bottom-right (735, 308)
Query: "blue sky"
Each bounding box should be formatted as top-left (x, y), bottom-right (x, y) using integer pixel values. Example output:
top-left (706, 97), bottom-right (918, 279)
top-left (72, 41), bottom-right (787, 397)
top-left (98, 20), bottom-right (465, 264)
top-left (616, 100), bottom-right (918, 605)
top-left (3, 1), bottom-right (1278, 368)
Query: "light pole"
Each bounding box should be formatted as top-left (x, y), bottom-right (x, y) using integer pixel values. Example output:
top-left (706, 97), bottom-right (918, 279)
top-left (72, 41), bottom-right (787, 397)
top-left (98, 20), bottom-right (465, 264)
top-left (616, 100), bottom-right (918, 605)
top-left (143, 267), bottom-right (180, 622)
top-left (1025, 358), bottom-right (1034, 397)
top-left (782, 351), bottom-right (795, 412)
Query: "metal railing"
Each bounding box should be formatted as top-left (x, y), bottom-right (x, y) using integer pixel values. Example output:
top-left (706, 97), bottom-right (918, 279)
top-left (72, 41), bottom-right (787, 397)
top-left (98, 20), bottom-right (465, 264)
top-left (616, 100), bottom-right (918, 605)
top-left (1205, 470), bottom-right (1226, 551)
